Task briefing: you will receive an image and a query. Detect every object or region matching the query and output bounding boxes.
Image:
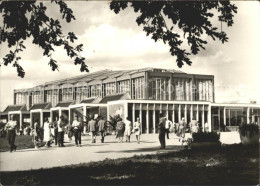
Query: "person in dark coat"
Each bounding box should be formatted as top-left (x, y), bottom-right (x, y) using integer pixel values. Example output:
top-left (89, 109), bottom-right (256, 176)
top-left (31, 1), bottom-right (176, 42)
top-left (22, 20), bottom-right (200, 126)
top-left (98, 116), bottom-right (106, 143)
top-left (88, 116), bottom-right (97, 143)
top-left (5, 115), bottom-right (17, 152)
top-left (57, 115), bottom-right (66, 147)
top-left (158, 113), bottom-right (166, 149)
top-left (53, 117), bottom-right (58, 145)
top-left (116, 117), bottom-right (125, 143)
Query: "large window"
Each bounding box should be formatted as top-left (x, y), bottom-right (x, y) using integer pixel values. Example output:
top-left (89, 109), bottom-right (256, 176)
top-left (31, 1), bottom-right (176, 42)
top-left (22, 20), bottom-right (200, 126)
top-left (194, 79), bottom-right (213, 102)
top-left (171, 78), bottom-right (192, 101)
top-left (106, 83), bottom-right (116, 95)
top-left (148, 77), bottom-right (169, 100)
top-left (132, 77), bottom-right (144, 99)
top-left (62, 88), bottom-right (73, 101)
top-left (117, 80), bottom-right (130, 94)
top-left (31, 91), bottom-right (43, 104)
top-left (225, 108), bottom-right (246, 126)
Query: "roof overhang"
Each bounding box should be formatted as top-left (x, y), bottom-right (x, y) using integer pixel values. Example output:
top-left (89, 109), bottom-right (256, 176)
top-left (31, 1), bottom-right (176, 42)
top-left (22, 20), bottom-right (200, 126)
top-left (30, 109), bottom-right (51, 113)
top-left (51, 107), bottom-right (70, 111)
top-left (8, 111), bottom-right (30, 115)
top-left (69, 103), bottom-right (107, 109)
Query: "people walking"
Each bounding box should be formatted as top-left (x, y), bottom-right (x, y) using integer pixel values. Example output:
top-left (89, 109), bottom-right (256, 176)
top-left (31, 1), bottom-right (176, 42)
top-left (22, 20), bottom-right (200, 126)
top-left (72, 115), bottom-right (82, 147)
top-left (124, 117), bottom-right (132, 143)
top-left (88, 116), bottom-right (97, 143)
top-left (57, 115), bottom-right (66, 147)
top-left (178, 117), bottom-right (187, 145)
top-left (5, 115), bottom-right (17, 152)
top-left (165, 119), bottom-right (172, 139)
top-left (116, 117), bottom-right (125, 143)
top-left (98, 116), bottom-right (106, 143)
top-left (158, 113), bottom-right (166, 149)
top-left (133, 117), bottom-right (141, 143)
top-left (43, 118), bottom-right (51, 147)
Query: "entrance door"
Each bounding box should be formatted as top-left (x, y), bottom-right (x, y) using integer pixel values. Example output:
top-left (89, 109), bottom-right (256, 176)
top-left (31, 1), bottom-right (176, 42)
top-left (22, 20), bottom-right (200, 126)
top-left (212, 115), bottom-right (220, 132)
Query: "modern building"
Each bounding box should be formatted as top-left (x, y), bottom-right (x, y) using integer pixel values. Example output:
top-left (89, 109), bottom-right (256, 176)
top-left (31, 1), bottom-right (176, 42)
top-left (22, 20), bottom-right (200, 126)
top-left (1, 67), bottom-right (260, 133)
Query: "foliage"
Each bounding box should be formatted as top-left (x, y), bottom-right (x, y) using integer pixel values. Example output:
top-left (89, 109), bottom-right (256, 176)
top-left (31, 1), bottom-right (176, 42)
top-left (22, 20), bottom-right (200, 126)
top-left (110, 1), bottom-right (237, 68)
top-left (192, 132), bottom-right (220, 143)
top-left (239, 123), bottom-right (259, 137)
top-left (0, 1), bottom-right (88, 78)
top-left (1, 1), bottom-right (237, 77)
top-left (108, 114), bottom-right (121, 130)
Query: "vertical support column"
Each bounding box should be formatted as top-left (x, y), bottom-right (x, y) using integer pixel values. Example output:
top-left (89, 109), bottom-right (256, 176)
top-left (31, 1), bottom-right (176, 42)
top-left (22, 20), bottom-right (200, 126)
top-left (130, 76), bottom-right (132, 99)
top-left (184, 104), bottom-right (187, 122)
top-left (68, 108), bottom-right (71, 125)
top-left (83, 106), bottom-right (87, 123)
top-left (169, 74), bottom-right (172, 100)
top-left (202, 105), bottom-right (205, 132)
top-left (153, 104), bottom-right (156, 134)
top-left (208, 105), bottom-right (212, 132)
top-left (252, 109), bottom-right (255, 123)
top-left (160, 104), bottom-right (162, 114)
top-left (178, 104), bottom-right (181, 122)
top-left (166, 104), bottom-right (169, 119)
top-left (144, 72), bottom-right (149, 99)
top-left (218, 107), bottom-right (221, 130)
top-left (190, 104), bottom-right (193, 120)
top-left (212, 77), bottom-right (215, 102)
top-left (40, 111), bottom-right (43, 127)
top-left (163, 78), bottom-right (166, 100)
top-left (132, 103), bottom-right (135, 123)
top-left (107, 104), bottom-right (110, 121)
top-left (14, 92), bottom-right (16, 105)
top-left (50, 110), bottom-right (53, 123)
top-left (247, 107), bottom-right (250, 123)
top-left (155, 79), bottom-right (158, 100)
top-left (124, 102), bottom-right (128, 122)
top-left (146, 104), bottom-right (149, 134)
top-left (19, 113), bottom-right (22, 130)
top-left (172, 105), bottom-right (175, 123)
top-left (139, 103), bottom-right (142, 134)
top-left (191, 76), bottom-right (194, 101)
top-left (59, 108), bottom-right (62, 119)
top-left (196, 105), bottom-right (199, 121)
top-left (224, 107), bottom-right (226, 126)
top-left (30, 112), bottom-right (32, 128)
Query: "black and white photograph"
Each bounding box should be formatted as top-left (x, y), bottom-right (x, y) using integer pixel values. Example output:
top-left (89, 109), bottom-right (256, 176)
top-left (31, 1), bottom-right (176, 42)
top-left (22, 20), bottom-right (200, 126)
top-left (0, 1), bottom-right (259, 185)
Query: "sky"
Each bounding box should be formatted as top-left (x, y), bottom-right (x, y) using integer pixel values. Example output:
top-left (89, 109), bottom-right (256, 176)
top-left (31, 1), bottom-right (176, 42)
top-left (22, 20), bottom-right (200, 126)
top-left (0, 1), bottom-right (260, 111)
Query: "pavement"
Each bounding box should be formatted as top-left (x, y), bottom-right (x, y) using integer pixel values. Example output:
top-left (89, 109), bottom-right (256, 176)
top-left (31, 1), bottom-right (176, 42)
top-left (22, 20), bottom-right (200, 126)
top-left (0, 132), bottom-right (241, 172)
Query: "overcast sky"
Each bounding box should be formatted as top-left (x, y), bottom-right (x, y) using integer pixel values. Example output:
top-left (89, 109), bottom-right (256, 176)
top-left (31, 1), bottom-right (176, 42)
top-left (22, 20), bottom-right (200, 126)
top-left (0, 1), bottom-right (260, 111)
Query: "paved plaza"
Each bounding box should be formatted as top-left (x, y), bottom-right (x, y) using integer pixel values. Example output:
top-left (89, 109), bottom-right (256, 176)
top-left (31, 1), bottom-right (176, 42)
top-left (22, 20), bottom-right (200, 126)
top-left (0, 132), bottom-right (241, 172)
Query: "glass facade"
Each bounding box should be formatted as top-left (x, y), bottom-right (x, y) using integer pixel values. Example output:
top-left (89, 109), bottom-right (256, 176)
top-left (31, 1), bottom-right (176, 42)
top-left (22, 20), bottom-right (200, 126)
top-left (225, 108), bottom-right (246, 126)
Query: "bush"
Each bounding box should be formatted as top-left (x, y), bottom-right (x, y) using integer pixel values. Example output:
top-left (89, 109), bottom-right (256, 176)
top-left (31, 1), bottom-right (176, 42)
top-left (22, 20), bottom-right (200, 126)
top-left (192, 132), bottom-right (220, 143)
top-left (239, 123), bottom-right (259, 137)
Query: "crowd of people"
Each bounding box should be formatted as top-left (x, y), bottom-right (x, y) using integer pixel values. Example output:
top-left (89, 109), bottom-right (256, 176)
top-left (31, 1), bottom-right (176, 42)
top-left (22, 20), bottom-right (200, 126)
top-left (4, 113), bottom-right (206, 152)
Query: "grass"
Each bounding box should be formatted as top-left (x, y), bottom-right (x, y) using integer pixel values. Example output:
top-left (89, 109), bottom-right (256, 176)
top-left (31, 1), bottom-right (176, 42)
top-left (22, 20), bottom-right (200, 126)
top-left (1, 143), bottom-right (259, 185)
top-left (0, 135), bottom-right (45, 152)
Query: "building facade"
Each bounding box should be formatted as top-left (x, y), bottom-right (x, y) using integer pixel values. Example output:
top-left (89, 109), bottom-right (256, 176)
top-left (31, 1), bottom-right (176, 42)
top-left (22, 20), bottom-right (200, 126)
top-left (2, 67), bottom-right (260, 132)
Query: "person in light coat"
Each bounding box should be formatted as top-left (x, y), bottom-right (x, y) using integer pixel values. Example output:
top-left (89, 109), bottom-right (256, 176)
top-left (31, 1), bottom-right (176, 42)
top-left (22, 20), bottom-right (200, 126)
top-left (43, 118), bottom-right (52, 147)
top-left (124, 117), bottom-right (132, 143)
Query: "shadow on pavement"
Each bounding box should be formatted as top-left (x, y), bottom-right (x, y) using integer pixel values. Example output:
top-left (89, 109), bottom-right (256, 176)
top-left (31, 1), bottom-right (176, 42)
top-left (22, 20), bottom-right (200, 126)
top-left (95, 145), bottom-right (183, 153)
